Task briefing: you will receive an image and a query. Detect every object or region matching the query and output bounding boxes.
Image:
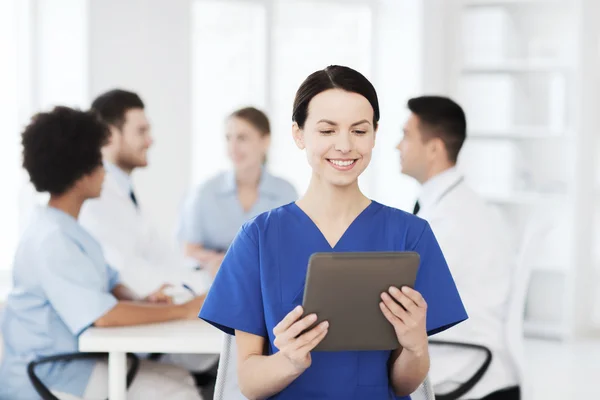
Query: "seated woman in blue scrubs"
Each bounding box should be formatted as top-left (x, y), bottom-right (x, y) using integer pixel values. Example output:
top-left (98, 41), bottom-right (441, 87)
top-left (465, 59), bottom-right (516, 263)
top-left (199, 66), bottom-right (468, 399)
top-left (178, 107), bottom-right (298, 275)
top-left (0, 107), bottom-right (205, 400)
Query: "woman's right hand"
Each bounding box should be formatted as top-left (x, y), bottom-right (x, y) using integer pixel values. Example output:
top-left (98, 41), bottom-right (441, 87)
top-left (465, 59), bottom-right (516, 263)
top-left (273, 306), bottom-right (329, 372)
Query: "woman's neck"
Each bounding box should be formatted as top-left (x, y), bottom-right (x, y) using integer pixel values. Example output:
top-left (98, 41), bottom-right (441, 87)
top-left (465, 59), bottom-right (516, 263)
top-left (235, 165), bottom-right (262, 189)
top-left (48, 193), bottom-right (85, 219)
top-left (298, 174), bottom-right (370, 223)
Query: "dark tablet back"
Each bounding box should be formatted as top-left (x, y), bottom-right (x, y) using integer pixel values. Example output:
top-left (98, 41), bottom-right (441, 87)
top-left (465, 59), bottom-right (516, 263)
top-left (301, 251), bottom-right (420, 352)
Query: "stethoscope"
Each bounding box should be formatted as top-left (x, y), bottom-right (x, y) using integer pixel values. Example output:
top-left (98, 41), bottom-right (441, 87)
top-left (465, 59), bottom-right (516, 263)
top-left (429, 176), bottom-right (466, 208)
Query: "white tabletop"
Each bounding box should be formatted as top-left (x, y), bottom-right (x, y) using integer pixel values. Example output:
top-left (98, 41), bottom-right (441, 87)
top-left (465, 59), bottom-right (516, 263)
top-left (79, 320), bottom-right (223, 354)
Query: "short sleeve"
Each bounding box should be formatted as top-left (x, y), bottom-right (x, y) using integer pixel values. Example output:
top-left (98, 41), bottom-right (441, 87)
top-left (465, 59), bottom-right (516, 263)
top-left (106, 264), bottom-right (121, 291)
top-left (177, 187), bottom-right (208, 244)
top-left (39, 235), bottom-right (118, 336)
top-left (199, 223), bottom-right (266, 337)
top-left (412, 222), bottom-right (468, 336)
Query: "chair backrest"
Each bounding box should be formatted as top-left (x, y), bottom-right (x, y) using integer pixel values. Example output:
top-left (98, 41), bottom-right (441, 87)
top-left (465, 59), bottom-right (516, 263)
top-left (411, 376), bottom-right (436, 400)
top-left (504, 211), bottom-right (553, 400)
top-left (214, 333), bottom-right (437, 399)
top-left (213, 333), bottom-right (247, 400)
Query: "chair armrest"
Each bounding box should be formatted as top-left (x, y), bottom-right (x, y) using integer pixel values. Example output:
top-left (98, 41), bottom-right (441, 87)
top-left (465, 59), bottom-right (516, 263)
top-left (428, 340), bottom-right (493, 400)
top-left (27, 352), bottom-right (140, 400)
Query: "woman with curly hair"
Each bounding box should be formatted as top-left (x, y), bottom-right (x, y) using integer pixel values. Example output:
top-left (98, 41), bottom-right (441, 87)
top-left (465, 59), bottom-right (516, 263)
top-left (0, 107), bottom-right (205, 400)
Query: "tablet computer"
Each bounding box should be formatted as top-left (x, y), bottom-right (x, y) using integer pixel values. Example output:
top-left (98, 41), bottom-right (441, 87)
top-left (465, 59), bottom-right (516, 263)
top-left (301, 251), bottom-right (420, 352)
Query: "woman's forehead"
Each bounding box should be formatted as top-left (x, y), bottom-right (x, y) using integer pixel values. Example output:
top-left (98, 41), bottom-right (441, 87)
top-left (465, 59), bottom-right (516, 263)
top-left (306, 89), bottom-right (374, 124)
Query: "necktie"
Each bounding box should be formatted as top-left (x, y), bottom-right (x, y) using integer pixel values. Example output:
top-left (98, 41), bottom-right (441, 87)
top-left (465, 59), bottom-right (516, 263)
top-left (129, 190), bottom-right (139, 209)
top-left (412, 200), bottom-right (420, 215)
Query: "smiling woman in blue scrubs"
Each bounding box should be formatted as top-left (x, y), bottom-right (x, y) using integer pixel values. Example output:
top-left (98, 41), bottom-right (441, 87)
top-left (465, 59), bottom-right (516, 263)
top-left (199, 66), bottom-right (468, 399)
top-left (178, 107), bottom-right (298, 274)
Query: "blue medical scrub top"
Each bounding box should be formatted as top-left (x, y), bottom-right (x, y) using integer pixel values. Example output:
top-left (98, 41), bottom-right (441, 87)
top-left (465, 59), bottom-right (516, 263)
top-left (0, 207), bottom-right (119, 400)
top-left (200, 201), bottom-right (468, 399)
top-left (177, 169), bottom-right (298, 252)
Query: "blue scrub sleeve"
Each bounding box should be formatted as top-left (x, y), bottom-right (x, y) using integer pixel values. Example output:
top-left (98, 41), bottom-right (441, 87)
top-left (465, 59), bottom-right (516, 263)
top-left (199, 224), bottom-right (267, 337)
top-left (412, 222), bottom-right (468, 336)
top-left (38, 234), bottom-right (118, 336)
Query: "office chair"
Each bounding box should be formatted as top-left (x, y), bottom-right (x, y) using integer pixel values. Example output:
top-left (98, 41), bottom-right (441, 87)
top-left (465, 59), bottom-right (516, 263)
top-left (411, 376), bottom-right (436, 400)
top-left (503, 212), bottom-right (554, 400)
top-left (430, 211), bottom-right (552, 400)
top-left (27, 352), bottom-right (140, 400)
top-left (427, 340), bottom-right (492, 399)
top-left (213, 333), bottom-right (437, 400)
top-left (213, 333), bottom-right (245, 400)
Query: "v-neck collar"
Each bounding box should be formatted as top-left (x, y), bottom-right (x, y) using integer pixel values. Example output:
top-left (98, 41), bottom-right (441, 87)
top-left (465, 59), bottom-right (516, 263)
top-left (288, 200), bottom-right (381, 250)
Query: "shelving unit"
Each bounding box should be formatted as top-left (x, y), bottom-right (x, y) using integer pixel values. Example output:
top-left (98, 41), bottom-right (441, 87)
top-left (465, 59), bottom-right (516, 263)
top-left (427, 0), bottom-right (594, 340)
top-left (469, 127), bottom-right (566, 139)
top-left (480, 191), bottom-right (564, 205)
top-left (462, 0), bottom-right (566, 6)
top-left (461, 60), bottom-right (569, 73)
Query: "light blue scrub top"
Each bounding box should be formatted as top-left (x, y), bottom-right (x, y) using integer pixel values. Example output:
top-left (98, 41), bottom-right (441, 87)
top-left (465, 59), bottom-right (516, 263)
top-left (177, 169), bottom-right (298, 252)
top-left (200, 201), bottom-right (468, 400)
top-left (0, 207), bottom-right (119, 400)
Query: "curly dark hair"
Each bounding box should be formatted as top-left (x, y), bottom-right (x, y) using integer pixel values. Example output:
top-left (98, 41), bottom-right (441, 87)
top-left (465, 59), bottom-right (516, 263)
top-left (22, 106), bottom-right (110, 195)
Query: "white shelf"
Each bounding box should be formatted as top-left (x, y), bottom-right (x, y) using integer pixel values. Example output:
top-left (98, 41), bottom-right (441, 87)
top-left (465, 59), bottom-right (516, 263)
top-left (462, 0), bottom-right (565, 7)
top-left (438, 0), bottom-right (590, 341)
top-left (524, 320), bottom-right (566, 340)
top-left (531, 263), bottom-right (569, 273)
top-left (461, 60), bottom-right (570, 73)
top-left (469, 127), bottom-right (566, 139)
top-left (480, 191), bottom-right (564, 205)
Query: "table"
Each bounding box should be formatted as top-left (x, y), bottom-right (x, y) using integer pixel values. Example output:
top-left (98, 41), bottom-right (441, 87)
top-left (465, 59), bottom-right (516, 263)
top-left (79, 320), bottom-right (223, 400)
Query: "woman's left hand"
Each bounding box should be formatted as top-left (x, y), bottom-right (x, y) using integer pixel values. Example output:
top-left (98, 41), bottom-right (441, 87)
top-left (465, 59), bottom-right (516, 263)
top-left (380, 286), bottom-right (428, 354)
top-left (144, 283), bottom-right (174, 304)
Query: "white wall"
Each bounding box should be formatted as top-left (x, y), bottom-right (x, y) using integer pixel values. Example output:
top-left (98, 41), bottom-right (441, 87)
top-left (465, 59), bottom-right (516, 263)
top-left (36, 0), bottom-right (89, 110)
top-left (370, 0), bottom-right (423, 210)
top-left (89, 0), bottom-right (192, 234)
top-left (0, 0), bottom-right (23, 281)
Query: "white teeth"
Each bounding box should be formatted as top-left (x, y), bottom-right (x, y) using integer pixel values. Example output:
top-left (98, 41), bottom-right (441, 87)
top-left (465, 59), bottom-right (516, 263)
top-left (329, 159), bottom-right (355, 167)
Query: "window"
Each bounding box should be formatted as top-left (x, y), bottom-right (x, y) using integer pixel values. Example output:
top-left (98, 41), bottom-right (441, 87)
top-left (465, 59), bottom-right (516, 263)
top-left (36, 0), bottom-right (90, 110)
top-left (0, 0), bottom-right (90, 296)
top-left (0, 0), bottom-right (31, 284)
top-left (190, 0), bottom-right (423, 208)
top-left (191, 0), bottom-right (267, 186)
top-left (20, 0), bottom-right (91, 235)
top-left (269, 0), bottom-right (373, 194)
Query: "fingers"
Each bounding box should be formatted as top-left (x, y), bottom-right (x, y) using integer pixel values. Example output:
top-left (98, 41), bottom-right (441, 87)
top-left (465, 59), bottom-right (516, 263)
top-left (386, 286), bottom-right (426, 315)
top-left (399, 286), bottom-right (427, 309)
top-left (297, 322), bottom-right (329, 352)
top-left (285, 314), bottom-right (319, 339)
top-left (379, 301), bottom-right (399, 325)
top-left (381, 292), bottom-right (410, 321)
top-left (152, 296), bottom-right (171, 304)
top-left (273, 306), bottom-right (304, 336)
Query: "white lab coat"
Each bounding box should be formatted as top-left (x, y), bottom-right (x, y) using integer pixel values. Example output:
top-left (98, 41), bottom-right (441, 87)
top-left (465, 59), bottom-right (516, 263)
top-left (79, 166), bottom-right (217, 372)
top-left (79, 166), bottom-right (211, 297)
top-left (417, 168), bottom-right (519, 399)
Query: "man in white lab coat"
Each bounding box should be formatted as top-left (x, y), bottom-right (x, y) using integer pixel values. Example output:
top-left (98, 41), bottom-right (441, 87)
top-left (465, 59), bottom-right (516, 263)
top-left (397, 96), bottom-right (520, 400)
top-left (79, 89), bottom-right (218, 391)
